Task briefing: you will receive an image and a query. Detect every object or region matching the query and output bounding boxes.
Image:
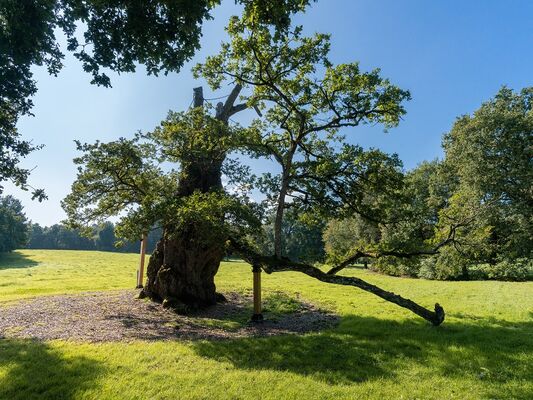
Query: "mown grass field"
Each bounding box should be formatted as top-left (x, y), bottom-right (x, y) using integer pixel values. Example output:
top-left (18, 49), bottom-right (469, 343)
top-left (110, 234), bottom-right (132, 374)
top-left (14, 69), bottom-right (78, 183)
top-left (0, 249), bottom-right (532, 399)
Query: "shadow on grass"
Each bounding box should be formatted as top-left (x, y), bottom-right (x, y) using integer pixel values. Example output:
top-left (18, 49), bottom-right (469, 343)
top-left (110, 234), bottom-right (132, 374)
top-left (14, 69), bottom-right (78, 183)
top-left (192, 315), bottom-right (533, 396)
top-left (0, 251), bottom-right (39, 270)
top-left (0, 339), bottom-right (103, 400)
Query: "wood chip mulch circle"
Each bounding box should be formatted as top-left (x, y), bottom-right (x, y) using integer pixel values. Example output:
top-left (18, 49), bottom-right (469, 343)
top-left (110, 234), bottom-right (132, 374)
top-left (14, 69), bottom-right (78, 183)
top-left (0, 290), bottom-right (338, 342)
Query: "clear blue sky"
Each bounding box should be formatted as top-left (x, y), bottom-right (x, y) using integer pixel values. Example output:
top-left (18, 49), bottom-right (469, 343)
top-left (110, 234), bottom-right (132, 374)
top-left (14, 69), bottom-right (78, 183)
top-left (5, 0), bottom-right (533, 226)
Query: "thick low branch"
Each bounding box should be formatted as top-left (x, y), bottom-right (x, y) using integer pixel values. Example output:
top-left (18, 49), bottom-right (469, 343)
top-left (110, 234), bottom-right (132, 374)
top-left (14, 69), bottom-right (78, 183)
top-left (230, 238), bottom-right (445, 326)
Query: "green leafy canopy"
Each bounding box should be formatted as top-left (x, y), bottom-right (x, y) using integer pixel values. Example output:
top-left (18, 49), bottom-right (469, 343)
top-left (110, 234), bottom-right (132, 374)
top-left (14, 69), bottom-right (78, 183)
top-left (65, 6), bottom-right (411, 256)
top-left (1, 0), bottom-right (312, 197)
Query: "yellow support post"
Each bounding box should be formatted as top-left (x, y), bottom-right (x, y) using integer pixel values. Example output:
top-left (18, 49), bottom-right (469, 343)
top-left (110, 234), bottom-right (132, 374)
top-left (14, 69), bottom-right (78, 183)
top-left (136, 233), bottom-right (147, 288)
top-left (251, 264), bottom-right (263, 322)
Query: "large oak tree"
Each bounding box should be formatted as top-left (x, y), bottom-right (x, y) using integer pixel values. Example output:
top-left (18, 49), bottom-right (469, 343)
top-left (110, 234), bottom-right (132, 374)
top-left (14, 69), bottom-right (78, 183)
top-left (64, 9), bottom-right (447, 325)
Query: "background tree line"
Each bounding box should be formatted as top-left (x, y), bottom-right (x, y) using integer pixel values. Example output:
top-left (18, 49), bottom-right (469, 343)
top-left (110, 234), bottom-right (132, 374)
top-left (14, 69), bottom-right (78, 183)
top-left (0, 198), bottom-right (160, 254)
top-left (27, 222), bottom-right (161, 253)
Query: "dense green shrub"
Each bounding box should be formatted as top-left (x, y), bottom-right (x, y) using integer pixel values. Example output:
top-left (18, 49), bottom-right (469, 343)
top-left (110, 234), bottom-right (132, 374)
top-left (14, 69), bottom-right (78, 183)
top-left (417, 257), bottom-right (438, 280)
top-left (472, 259), bottom-right (533, 282)
top-left (371, 256), bottom-right (421, 278)
top-left (417, 254), bottom-right (532, 282)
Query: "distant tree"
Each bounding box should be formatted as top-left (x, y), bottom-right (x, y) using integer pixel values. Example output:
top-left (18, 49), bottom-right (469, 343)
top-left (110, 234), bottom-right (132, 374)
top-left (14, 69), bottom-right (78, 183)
top-left (321, 160), bottom-right (452, 275)
top-left (0, 195), bottom-right (28, 252)
top-left (427, 87), bottom-right (533, 279)
top-left (369, 160), bottom-right (454, 277)
top-left (27, 221), bottom-right (162, 253)
top-left (96, 222), bottom-right (116, 252)
top-left (27, 223), bottom-right (46, 248)
top-left (345, 88), bottom-right (533, 281)
top-left (29, 224), bottom-right (95, 250)
top-left (58, 225), bottom-right (96, 250)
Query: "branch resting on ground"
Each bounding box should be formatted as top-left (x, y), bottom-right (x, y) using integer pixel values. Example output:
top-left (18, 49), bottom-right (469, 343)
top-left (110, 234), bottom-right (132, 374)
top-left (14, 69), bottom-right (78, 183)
top-left (229, 237), bottom-right (445, 326)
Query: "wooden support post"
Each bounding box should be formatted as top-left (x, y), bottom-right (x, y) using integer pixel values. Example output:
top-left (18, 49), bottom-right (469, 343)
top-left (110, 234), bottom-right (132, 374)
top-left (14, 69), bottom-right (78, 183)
top-left (136, 233), bottom-right (147, 289)
top-left (251, 264), bottom-right (263, 322)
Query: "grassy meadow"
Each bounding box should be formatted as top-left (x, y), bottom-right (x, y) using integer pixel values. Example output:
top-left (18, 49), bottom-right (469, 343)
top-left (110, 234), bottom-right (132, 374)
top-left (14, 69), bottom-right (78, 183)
top-left (0, 249), bottom-right (532, 399)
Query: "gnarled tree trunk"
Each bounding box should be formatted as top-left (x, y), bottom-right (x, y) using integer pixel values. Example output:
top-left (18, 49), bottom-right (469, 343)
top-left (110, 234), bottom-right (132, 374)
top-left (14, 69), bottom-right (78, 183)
top-left (144, 226), bottom-right (225, 307)
top-left (142, 85), bottom-right (247, 308)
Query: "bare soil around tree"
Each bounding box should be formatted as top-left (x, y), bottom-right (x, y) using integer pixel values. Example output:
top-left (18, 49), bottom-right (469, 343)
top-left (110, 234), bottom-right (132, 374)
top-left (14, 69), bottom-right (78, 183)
top-left (0, 290), bottom-right (338, 342)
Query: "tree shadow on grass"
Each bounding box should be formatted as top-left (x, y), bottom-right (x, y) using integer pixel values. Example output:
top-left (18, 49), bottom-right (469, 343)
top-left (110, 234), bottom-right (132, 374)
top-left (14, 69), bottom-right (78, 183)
top-left (192, 315), bottom-right (533, 397)
top-left (0, 339), bottom-right (104, 400)
top-left (0, 251), bottom-right (39, 270)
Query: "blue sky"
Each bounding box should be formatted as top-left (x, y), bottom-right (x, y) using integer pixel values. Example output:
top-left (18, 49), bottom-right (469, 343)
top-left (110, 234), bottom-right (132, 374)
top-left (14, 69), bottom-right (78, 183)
top-left (5, 0), bottom-right (533, 225)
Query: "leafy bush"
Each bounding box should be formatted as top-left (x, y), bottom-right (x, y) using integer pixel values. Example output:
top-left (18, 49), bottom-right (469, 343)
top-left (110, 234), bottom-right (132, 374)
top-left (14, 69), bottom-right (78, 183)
top-left (418, 253), bottom-right (532, 281)
top-left (473, 259), bottom-right (532, 282)
top-left (432, 250), bottom-right (473, 280)
top-left (371, 256), bottom-right (420, 278)
top-left (417, 257), bottom-right (438, 280)
top-left (416, 249), bottom-right (472, 281)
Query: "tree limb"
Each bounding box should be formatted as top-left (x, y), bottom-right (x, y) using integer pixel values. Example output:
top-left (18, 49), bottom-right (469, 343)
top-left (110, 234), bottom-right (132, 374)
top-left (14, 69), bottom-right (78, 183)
top-left (229, 237), bottom-right (445, 326)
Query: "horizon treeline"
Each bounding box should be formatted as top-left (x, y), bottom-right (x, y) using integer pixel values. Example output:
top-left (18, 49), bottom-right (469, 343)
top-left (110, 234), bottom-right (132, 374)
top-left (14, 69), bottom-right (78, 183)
top-left (26, 222), bottom-right (161, 254)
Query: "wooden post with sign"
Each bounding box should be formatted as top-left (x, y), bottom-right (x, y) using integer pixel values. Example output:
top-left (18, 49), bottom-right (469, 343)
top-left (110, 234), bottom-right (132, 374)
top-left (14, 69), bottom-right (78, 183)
top-left (251, 264), bottom-right (263, 322)
top-left (136, 233), bottom-right (147, 289)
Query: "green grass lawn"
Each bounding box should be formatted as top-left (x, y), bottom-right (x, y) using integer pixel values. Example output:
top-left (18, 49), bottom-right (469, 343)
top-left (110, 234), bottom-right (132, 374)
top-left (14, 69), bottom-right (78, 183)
top-left (1, 249), bottom-right (532, 399)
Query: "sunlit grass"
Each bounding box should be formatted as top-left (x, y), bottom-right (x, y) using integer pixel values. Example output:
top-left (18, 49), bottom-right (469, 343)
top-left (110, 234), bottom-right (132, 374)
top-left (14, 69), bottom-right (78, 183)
top-left (0, 250), bottom-right (532, 399)
top-left (0, 250), bottom-right (140, 303)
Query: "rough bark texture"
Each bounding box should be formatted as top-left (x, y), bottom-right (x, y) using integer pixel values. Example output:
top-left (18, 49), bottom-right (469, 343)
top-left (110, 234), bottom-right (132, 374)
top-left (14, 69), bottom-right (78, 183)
top-left (142, 86), bottom-right (246, 307)
top-left (273, 145), bottom-right (296, 258)
top-left (144, 228), bottom-right (225, 307)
